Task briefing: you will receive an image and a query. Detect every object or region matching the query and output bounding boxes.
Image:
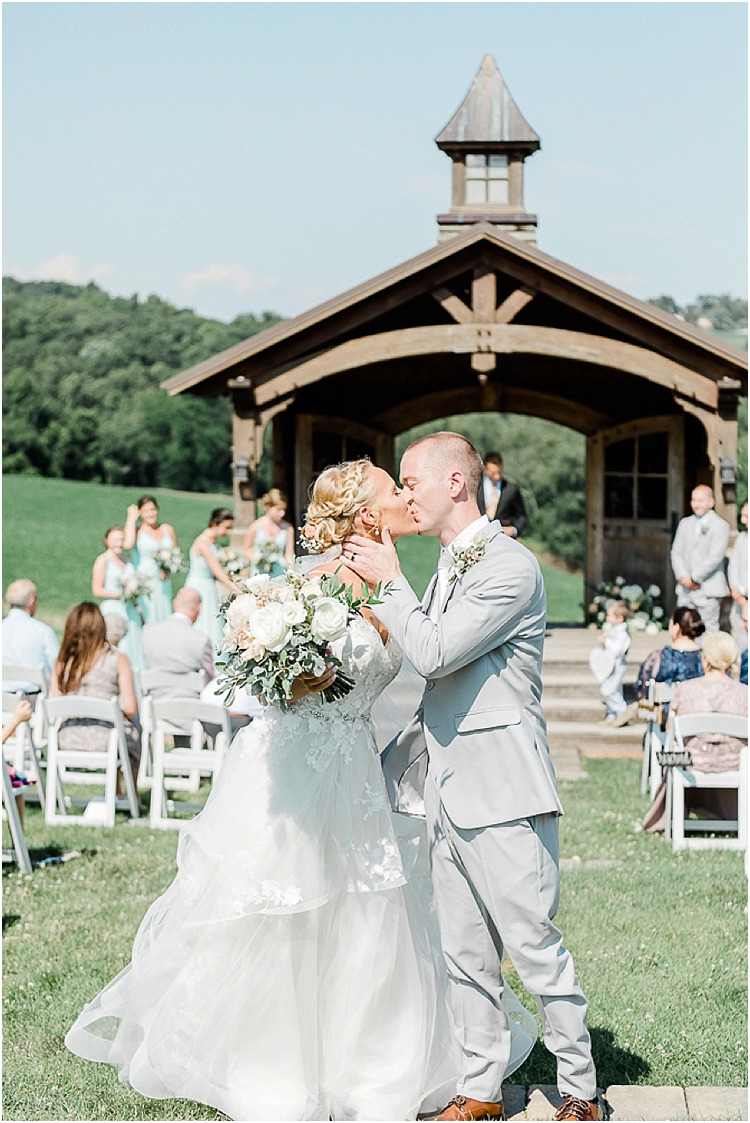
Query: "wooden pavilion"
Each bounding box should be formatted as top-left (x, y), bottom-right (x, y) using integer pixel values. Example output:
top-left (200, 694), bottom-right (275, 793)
top-left (163, 56), bottom-right (747, 608)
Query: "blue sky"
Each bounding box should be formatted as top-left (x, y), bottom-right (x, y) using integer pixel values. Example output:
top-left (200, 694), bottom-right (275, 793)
top-left (3, 2), bottom-right (747, 322)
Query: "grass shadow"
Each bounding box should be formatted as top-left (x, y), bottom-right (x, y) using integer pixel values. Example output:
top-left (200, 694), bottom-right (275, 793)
top-left (506, 1025), bottom-right (649, 1089)
top-left (2, 914), bottom-right (21, 933)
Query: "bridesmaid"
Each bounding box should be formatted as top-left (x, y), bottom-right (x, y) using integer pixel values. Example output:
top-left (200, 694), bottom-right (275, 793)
top-left (242, 488), bottom-right (295, 577)
top-left (91, 526), bottom-right (145, 672)
top-left (123, 495), bottom-right (178, 624)
top-left (184, 508), bottom-right (236, 648)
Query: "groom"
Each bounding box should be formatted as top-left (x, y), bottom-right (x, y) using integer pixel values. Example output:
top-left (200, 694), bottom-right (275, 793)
top-left (344, 433), bottom-right (603, 1123)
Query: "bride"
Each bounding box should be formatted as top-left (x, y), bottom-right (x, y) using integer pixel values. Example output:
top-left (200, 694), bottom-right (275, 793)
top-left (65, 460), bottom-right (536, 1121)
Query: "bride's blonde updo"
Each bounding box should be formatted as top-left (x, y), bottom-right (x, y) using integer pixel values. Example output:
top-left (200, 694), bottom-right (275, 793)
top-left (302, 460), bottom-right (378, 553)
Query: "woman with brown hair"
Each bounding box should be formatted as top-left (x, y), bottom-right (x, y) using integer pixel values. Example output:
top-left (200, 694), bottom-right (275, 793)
top-left (50, 602), bottom-right (141, 772)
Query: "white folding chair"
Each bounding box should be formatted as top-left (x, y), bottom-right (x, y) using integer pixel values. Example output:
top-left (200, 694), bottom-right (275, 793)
top-left (150, 699), bottom-right (230, 830)
top-left (44, 696), bottom-right (140, 827)
top-left (137, 670), bottom-right (207, 791)
top-left (1, 692), bottom-right (46, 813)
top-left (666, 712), bottom-right (748, 852)
top-left (2, 663), bottom-right (49, 746)
top-left (2, 762), bottom-right (32, 874)
top-left (640, 680), bottom-right (676, 798)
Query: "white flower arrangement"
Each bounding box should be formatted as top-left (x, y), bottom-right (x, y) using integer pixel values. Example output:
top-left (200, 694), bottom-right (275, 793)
top-left (215, 569), bottom-right (390, 712)
top-left (153, 545), bottom-right (184, 575)
top-left (217, 546), bottom-right (248, 579)
top-left (448, 534), bottom-right (488, 585)
top-left (588, 578), bottom-right (665, 631)
top-left (120, 568), bottom-right (152, 606)
top-left (252, 539), bottom-right (287, 575)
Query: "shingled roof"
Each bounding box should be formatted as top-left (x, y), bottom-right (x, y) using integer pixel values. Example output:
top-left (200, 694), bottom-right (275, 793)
top-left (435, 54), bottom-right (540, 151)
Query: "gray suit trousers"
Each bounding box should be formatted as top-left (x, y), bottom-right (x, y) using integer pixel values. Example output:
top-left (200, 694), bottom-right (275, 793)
top-left (425, 771), bottom-right (597, 1101)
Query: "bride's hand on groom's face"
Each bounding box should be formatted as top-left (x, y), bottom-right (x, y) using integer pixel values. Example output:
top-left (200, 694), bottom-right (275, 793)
top-left (342, 529), bottom-right (402, 586)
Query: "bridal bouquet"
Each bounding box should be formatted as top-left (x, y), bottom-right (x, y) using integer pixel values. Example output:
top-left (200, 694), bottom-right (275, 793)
top-left (217, 546), bottom-right (247, 579)
top-left (153, 545), bottom-right (184, 575)
top-left (120, 569), bottom-right (152, 606)
top-left (215, 570), bottom-right (388, 712)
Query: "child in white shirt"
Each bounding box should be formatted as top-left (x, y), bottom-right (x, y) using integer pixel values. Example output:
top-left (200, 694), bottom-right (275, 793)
top-left (599, 601), bottom-right (631, 723)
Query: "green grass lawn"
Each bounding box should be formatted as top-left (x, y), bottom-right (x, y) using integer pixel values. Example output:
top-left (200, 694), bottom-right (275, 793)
top-left (3, 475), bottom-right (584, 631)
top-left (2, 759), bottom-right (746, 1121)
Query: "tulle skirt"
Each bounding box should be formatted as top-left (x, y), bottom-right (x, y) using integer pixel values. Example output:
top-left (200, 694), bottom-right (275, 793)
top-left (65, 707), bottom-right (536, 1120)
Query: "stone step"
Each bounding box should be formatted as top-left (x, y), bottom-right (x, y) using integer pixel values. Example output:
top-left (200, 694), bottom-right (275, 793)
top-left (502, 1084), bottom-right (748, 1121)
top-left (547, 719), bottom-right (644, 756)
top-left (543, 697), bottom-right (605, 722)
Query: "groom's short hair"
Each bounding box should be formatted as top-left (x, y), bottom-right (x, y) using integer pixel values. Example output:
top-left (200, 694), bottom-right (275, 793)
top-left (408, 432), bottom-right (484, 495)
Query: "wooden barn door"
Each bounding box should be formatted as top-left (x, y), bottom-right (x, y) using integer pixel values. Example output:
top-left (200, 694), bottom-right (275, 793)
top-left (294, 415), bottom-right (394, 536)
top-left (586, 416), bottom-right (684, 612)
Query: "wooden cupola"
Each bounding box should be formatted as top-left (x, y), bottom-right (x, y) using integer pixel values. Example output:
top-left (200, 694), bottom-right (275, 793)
top-left (435, 54), bottom-right (540, 244)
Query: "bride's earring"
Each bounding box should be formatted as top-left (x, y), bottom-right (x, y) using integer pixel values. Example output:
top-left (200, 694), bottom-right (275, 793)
top-left (374, 526), bottom-right (381, 538)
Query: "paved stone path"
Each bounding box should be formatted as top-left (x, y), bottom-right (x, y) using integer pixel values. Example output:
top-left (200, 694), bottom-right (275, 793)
top-left (503, 1084), bottom-right (747, 1120)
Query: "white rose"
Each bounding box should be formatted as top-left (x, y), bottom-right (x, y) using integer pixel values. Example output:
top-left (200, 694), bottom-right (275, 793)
top-left (270, 582), bottom-right (296, 603)
top-left (647, 584), bottom-right (661, 598)
top-left (282, 600), bottom-right (307, 626)
top-left (241, 639), bottom-right (266, 661)
top-left (245, 574), bottom-right (271, 595)
top-left (645, 622), bottom-right (661, 635)
top-left (300, 581), bottom-right (323, 600)
top-left (249, 602), bottom-right (291, 652)
top-left (310, 598), bottom-right (349, 643)
top-left (652, 606), bottom-right (664, 619)
top-left (225, 593), bottom-right (258, 631)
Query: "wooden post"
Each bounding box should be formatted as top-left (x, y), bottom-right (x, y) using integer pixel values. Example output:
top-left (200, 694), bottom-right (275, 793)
top-left (229, 382), bottom-right (260, 532)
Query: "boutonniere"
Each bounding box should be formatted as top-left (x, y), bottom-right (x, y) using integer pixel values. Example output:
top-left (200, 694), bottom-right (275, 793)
top-left (700, 523), bottom-right (708, 536)
top-left (448, 534), bottom-right (488, 585)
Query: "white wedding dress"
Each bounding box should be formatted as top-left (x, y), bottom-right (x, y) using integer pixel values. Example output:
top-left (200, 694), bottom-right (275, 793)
top-left (65, 616), bottom-right (536, 1121)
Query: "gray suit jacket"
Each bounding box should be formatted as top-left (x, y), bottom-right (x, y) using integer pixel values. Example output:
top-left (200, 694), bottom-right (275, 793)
top-left (670, 510), bottom-right (730, 598)
top-left (141, 615), bottom-right (214, 698)
top-left (376, 524), bottom-right (562, 829)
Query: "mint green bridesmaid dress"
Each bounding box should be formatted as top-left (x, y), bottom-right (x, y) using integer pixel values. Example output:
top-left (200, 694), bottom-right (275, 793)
top-left (185, 546), bottom-right (223, 647)
top-left (132, 528), bottom-right (174, 624)
top-left (99, 559), bottom-right (145, 672)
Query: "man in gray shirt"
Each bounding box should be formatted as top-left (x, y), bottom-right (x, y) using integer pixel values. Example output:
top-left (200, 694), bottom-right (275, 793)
top-left (3, 579), bottom-right (60, 692)
top-left (670, 485), bottom-right (730, 635)
top-left (142, 587), bottom-right (214, 697)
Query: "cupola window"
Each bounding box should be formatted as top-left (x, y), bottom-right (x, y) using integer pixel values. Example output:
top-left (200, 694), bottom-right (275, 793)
top-left (464, 154), bottom-right (509, 205)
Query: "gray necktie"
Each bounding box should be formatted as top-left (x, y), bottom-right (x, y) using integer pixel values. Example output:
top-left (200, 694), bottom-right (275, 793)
top-left (426, 550), bottom-right (453, 620)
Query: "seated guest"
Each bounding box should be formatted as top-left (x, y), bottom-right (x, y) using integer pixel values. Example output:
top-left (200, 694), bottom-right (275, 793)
top-left (2, 697), bottom-right (34, 826)
top-left (141, 588), bottom-right (214, 700)
top-left (2, 579), bottom-right (60, 692)
top-left (643, 631), bottom-right (747, 832)
top-left (635, 606), bottom-right (705, 725)
top-left (50, 603), bottom-right (141, 786)
top-left (741, 602), bottom-right (748, 686)
top-left (104, 614), bottom-right (129, 649)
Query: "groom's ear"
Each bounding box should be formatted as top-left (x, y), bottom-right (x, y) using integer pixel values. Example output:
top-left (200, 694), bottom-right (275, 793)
top-left (448, 470), bottom-right (467, 499)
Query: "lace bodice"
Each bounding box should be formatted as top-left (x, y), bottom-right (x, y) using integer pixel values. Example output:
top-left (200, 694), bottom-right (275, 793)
top-left (293, 615), bottom-right (402, 722)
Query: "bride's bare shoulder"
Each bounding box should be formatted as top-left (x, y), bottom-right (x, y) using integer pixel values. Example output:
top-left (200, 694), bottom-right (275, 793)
top-left (309, 559), bottom-right (366, 592)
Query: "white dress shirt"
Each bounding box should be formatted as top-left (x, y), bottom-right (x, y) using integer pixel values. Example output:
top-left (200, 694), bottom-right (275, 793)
top-left (429, 516), bottom-right (491, 620)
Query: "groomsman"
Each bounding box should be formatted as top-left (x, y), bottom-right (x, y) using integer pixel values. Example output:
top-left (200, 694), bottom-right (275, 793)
top-left (480, 452), bottom-right (527, 537)
top-left (670, 485), bottom-right (730, 635)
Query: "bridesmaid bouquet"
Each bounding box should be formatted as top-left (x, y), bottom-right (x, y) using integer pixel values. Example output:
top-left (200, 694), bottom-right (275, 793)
top-left (215, 571), bottom-right (388, 712)
top-left (254, 539), bottom-right (287, 575)
top-left (217, 546), bottom-right (248, 579)
top-left (153, 545), bottom-right (184, 575)
top-left (120, 569), bottom-right (152, 606)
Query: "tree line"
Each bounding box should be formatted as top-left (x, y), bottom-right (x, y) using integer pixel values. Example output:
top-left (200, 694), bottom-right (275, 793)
top-left (3, 277), bottom-right (746, 568)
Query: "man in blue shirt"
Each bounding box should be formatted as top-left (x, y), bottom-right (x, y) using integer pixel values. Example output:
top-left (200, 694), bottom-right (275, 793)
top-left (3, 579), bottom-right (60, 692)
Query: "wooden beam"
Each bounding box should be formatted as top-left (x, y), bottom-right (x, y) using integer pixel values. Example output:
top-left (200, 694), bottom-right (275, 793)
top-left (496, 288), bottom-right (534, 324)
top-left (253, 324), bottom-right (719, 411)
top-left (472, 269), bottom-right (497, 322)
top-left (431, 286), bottom-right (473, 324)
top-left (373, 385), bottom-right (613, 435)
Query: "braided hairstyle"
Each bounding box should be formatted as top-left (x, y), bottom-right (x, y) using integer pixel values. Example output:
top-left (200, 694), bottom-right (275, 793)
top-left (302, 460), bottom-right (378, 553)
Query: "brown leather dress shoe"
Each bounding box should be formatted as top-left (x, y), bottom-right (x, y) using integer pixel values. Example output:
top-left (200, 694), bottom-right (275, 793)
top-left (554, 1095), bottom-right (604, 1121)
top-left (417, 1095), bottom-right (505, 1121)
